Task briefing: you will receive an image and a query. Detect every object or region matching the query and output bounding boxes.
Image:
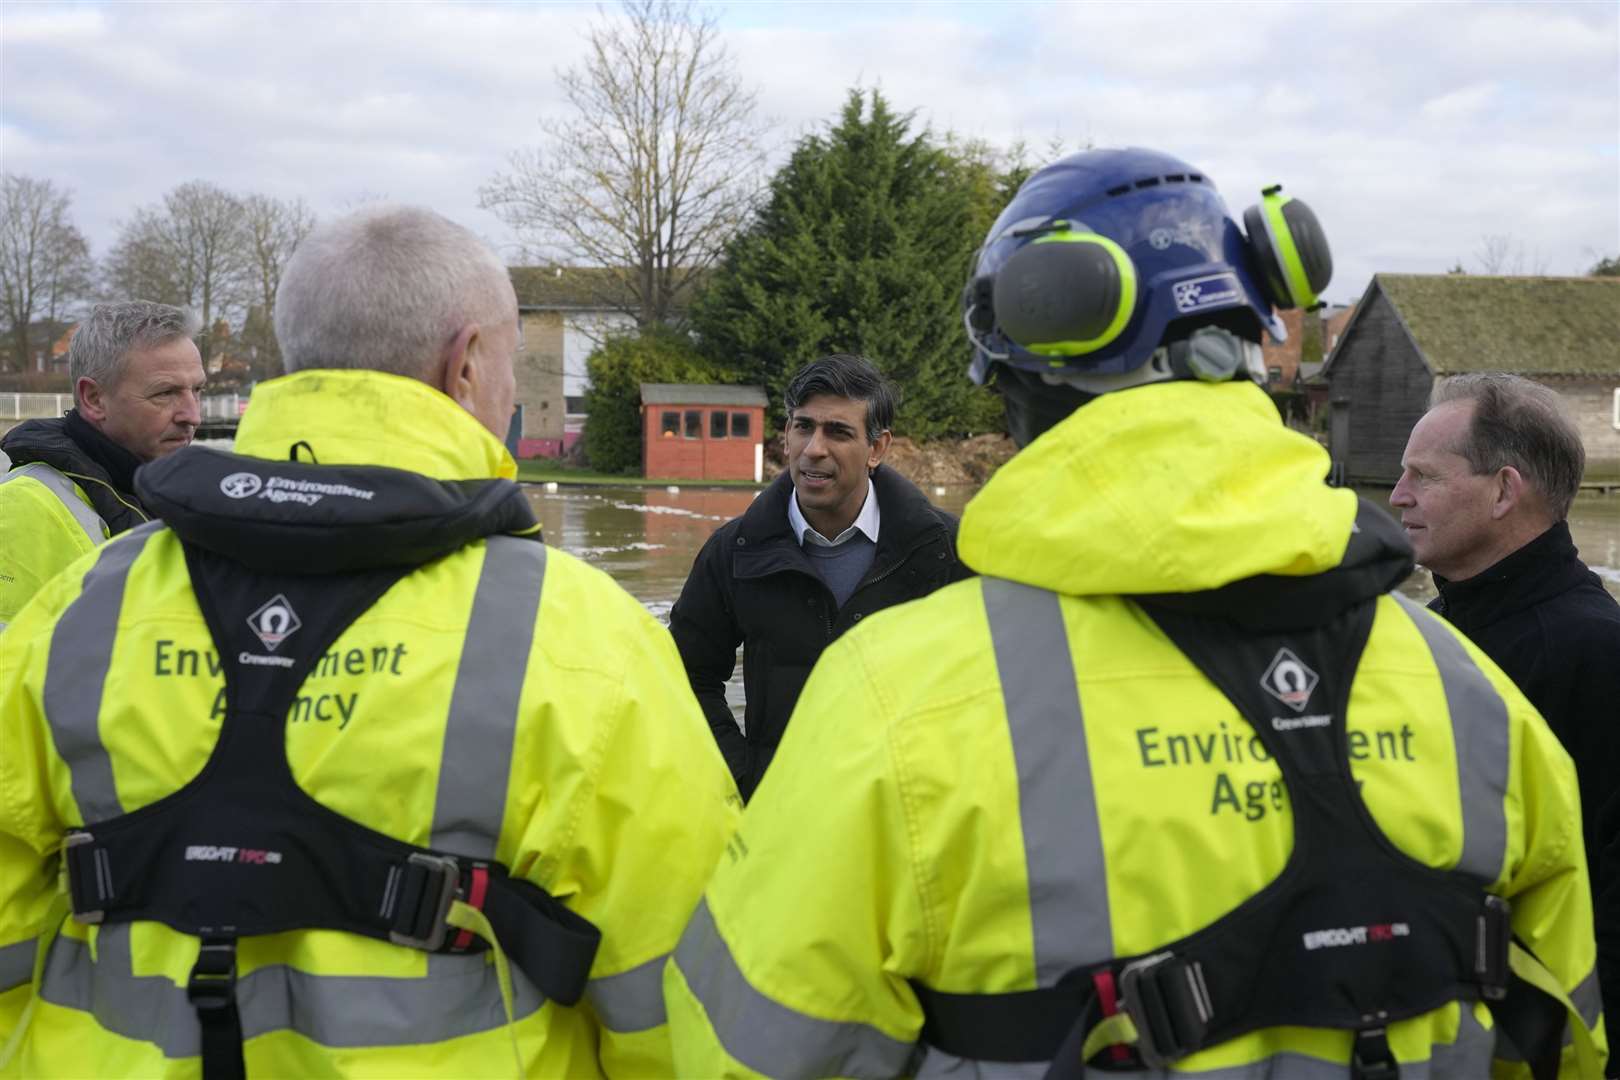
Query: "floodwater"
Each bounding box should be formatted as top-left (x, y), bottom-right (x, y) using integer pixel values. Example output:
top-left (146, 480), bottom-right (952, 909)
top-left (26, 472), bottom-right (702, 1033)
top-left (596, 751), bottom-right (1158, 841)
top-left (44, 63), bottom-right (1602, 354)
top-left (526, 482), bottom-right (1620, 717)
top-left (526, 482), bottom-right (1620, 609)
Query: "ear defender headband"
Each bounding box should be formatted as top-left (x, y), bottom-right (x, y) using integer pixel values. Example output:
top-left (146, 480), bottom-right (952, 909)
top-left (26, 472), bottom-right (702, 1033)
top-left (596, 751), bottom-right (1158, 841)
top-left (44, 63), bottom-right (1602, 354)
top-left (1242, 185), bottom-right (1332, 310)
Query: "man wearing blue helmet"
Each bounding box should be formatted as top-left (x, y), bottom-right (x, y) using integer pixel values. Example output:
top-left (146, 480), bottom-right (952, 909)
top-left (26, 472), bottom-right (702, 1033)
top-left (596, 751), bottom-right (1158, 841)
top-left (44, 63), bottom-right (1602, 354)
top-left (665, 148), bottom-right (1602, 1078)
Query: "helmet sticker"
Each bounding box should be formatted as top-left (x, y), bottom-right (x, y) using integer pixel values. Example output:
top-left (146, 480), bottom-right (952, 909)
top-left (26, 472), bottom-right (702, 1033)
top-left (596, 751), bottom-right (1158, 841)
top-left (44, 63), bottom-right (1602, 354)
top-left (1172, 272), bottom-right (1243, 315)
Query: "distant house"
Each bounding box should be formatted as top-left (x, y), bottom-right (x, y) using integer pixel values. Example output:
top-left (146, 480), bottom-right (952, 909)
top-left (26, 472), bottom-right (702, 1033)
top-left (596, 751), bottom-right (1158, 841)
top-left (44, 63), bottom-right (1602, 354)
top-left (640, 383), bottom-right (768, 482)
top-left (507, 267), bottom-right (702, 459)
top-left (1261, 308), bottom-right (1303, 386)
top-left (1323, 275), bottom-right (1620, 484)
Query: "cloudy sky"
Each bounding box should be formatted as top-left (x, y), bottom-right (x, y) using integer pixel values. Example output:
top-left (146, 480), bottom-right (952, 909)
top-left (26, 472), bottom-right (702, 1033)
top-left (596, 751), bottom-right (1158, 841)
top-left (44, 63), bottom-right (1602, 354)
top-left (2, 0), bottom-right (1616, 311)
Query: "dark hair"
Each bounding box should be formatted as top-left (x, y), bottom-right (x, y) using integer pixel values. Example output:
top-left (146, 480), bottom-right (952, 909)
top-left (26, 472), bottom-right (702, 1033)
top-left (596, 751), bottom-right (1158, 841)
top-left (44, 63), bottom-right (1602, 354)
top-left (1429, 373), bottom-right (1585, 520)
top-left (783, 353), bottom-right (896, 443)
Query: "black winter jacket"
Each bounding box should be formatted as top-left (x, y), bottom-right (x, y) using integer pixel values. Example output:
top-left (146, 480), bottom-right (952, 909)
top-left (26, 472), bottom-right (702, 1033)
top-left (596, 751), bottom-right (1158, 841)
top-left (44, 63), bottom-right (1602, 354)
top-left (669, 465), bottom-right (972, 800)
top-left (1429, 521), bottom-right (1620, 1044)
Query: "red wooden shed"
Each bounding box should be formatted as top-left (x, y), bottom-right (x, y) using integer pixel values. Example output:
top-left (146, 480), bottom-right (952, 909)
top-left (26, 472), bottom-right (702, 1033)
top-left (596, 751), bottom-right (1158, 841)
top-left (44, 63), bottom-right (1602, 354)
top-left (640, 383), bottom-right (769, 482)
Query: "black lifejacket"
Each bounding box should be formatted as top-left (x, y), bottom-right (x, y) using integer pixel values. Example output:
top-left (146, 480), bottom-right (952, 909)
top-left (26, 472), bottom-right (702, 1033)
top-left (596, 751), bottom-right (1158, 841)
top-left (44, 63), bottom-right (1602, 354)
top-left (913, 501), bottom-right (1577, 1080)
top-left (58, 447), bottom-right (599, 1080)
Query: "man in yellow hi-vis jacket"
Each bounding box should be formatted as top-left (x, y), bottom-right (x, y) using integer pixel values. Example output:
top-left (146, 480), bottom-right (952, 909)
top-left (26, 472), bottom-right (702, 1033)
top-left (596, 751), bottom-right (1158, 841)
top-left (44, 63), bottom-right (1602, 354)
top-left (0, 301), bottom-right (205, 629)
top-left (665, 148), bottom-right (1603, 1078)
top-left (0, 206), bottom-right (739, 1078)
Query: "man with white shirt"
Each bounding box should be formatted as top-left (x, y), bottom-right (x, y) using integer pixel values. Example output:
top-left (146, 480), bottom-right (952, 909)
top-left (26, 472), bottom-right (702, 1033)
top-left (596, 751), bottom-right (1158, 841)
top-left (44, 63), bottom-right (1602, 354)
top-left (670, 354), bottom-right (970, 799)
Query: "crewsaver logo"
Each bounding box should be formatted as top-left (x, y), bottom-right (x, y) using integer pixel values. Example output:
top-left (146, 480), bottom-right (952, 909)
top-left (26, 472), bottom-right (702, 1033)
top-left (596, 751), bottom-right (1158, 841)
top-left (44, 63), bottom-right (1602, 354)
top-left (220, 472), bottom-right (263, 499)
top-left (1261, 647), bottom-right (1318, 713)
top-left (248, 594), bottom-right (302, 651)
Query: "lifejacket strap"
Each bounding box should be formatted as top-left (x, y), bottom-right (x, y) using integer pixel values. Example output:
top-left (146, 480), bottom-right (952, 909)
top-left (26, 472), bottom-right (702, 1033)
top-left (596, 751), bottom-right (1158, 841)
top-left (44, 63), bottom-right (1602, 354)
top-left (187, 937), bottom-right (244, 1080)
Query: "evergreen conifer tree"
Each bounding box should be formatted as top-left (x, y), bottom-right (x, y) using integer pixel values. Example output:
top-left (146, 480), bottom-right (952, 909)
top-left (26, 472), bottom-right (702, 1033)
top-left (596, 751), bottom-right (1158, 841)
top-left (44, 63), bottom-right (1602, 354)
top-left (691, 89), bottom-right (1003, 439)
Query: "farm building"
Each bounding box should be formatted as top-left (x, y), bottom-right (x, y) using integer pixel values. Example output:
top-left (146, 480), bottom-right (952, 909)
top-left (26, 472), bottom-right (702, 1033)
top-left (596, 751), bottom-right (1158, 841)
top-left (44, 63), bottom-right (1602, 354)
top-left (1323, 274), bottom-right (1619, 484)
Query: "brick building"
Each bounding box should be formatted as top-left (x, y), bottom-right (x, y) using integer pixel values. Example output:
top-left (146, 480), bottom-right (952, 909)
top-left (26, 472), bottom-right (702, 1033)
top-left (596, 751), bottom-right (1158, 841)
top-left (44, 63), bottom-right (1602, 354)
top-left (640, 383), bottom-right (768, 482)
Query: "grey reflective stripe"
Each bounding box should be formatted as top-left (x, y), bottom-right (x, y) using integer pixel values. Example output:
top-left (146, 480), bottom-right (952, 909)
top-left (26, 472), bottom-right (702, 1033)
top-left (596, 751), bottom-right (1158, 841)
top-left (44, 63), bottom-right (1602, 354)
top-left (586, 953), bottom-right (667, 1032)
top-left (1394, 596), bottom-right (1509, 884)
top-left (1572, 967), bottom-right (1603, 1030)
top-left (0, 464), bottom-right (107, 545)
top-left (0, 939), bottom-right (34, 991)
top-left (674, 900), bottom-right (914, 1079)
top-left (430, 536), bottom-right (545, 858)
top-left (983, 578), bottom-right (1111, 982)
top-left (42, 525), bottom-right (159, 824)
top-left (39, 924), bottom-right (543, 1057)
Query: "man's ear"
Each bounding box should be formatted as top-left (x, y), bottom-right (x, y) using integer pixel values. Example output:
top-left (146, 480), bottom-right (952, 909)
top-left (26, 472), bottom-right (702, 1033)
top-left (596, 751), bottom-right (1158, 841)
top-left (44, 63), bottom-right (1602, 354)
top-left (867, 429), bottom-right (892, 471)
top-left (438, 323), bottom-right (481, 412)
top-left (1490, 465), bottom-right (1526, 521)
top-left (76, 376), bottom-right (108, 422)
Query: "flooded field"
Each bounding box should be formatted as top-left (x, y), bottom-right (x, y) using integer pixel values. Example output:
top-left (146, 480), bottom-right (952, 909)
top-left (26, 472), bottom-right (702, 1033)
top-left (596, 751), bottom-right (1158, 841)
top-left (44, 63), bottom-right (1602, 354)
top-left (527, 482), bottom-right (1620, 610)
top-left (528, 482), bottom-right (1620, 718)
top-left (531, 482), bottom-right (1620, 608)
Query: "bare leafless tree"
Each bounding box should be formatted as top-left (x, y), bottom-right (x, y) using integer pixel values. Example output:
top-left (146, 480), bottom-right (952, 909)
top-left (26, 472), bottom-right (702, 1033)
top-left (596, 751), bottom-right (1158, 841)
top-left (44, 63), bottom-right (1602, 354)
top-left (1474, 233), bottom-right (1549, 276)
top-left (106, 181), bottom-right (251, 363)
top-left (0, 175), bottom-right (96, 373)
top-left (239, 194), bottom-right (316, 378)
top-left (480, 0), bottom-right (767, 328)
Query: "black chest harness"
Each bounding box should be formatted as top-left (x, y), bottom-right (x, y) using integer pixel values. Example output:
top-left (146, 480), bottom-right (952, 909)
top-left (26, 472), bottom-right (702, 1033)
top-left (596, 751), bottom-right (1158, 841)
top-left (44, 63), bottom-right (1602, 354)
top-left (56, 448), bottom-right (601, 1079)
top-left (913, 589), bottom-right (1577, 1079)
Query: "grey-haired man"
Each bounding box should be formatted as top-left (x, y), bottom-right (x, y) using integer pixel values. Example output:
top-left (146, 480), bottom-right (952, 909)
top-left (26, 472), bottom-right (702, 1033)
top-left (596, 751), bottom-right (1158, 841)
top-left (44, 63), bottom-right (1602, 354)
top-left (0, 300), bottom-right (204, 627)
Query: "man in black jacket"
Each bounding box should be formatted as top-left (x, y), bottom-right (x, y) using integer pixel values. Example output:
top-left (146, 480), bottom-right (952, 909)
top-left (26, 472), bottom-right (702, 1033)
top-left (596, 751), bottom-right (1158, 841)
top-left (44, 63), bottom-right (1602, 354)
top-left (0, 300), bottom-right (204, 627)
top-left (670, 354), bottom-right (971, 800)
top-left (1392, 371), bottom-right (1620, 1046)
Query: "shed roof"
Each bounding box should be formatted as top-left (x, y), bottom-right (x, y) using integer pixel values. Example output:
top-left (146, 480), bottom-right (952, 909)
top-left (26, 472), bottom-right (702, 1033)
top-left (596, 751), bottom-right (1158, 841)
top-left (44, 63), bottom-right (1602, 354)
top-left (640, 383), bottom-right (769, 407)
top-left (1328, 274), bottom-right (1619, 377)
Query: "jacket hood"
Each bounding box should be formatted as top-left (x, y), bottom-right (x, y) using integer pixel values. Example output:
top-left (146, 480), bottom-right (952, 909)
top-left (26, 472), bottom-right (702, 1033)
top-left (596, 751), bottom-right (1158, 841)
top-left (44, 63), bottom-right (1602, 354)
top-left (959, 380), bottom-right (1361, 596)
top-left (233, 369), bottom-right (518, 480)
top-left (134, 369), bottom-right (534, 575)
top-left (1, 414), bottom-right (149, 533)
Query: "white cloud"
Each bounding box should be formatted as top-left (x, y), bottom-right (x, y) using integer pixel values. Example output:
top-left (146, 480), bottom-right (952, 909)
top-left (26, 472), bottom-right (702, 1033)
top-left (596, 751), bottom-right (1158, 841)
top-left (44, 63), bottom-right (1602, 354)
top-left (0, 0), bottom-right (1614, 308)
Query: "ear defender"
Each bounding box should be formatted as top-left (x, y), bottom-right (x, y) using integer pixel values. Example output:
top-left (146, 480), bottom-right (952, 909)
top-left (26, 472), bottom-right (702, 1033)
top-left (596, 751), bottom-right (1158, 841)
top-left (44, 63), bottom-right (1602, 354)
top-left (1242, 185), bottom-right (1333, 310)
top-left (990, 228), bottom-right (1139, 358)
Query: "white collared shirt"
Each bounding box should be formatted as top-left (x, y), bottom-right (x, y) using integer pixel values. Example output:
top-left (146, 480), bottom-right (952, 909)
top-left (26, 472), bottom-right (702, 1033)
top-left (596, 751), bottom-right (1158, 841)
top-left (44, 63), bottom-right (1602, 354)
top-left (788, 477), bottom-right (881, 547)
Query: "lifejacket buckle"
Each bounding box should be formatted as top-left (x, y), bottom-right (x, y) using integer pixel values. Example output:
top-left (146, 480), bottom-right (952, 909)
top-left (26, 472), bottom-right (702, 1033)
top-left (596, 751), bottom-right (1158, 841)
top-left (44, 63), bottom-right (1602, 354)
top-left (186, 938), bottom-right (238, 1011)
top-left (61, 831), bottom-right (106, 924)
top-left (1118, 952), bottom-right (1213, 1068)
top-left (1476, 894), bottom-right (1511, 1001)
top-left (387, 852), bottom-right (461, 951)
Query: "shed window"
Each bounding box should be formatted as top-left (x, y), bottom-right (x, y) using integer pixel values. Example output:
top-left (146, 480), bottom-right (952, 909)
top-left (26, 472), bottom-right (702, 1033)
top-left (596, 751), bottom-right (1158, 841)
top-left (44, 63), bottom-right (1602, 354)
top-left (710, 410), bottom-right (728, 439)
top-left (731, 411), bottom-right (751, 438)
top-left (685, 410), bottom-right (702, 438)
top-left (1267, 366), bottom-right (1283, 384)
top-left (661, 411), bottom-right (680, 437)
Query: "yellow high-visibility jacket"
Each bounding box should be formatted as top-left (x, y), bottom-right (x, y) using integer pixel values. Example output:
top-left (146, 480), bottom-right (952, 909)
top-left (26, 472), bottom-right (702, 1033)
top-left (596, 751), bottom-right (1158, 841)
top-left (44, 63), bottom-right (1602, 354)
top-left (0, 369), bottom-right (740, 1078)
top-left (0, 462), bottom-right (116, 630)
top-left (665, 380), bottom-right (1603, 1078)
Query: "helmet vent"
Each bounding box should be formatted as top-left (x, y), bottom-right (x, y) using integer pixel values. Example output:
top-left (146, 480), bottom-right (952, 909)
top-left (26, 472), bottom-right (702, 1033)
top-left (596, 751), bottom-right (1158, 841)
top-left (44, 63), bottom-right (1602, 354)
top-left (1134, 177), bottom-right (1161, 189)
top-left (1105, 183), bottom-right (1131, 197)
top-left (1165, 173), bottom-right (1186, 183)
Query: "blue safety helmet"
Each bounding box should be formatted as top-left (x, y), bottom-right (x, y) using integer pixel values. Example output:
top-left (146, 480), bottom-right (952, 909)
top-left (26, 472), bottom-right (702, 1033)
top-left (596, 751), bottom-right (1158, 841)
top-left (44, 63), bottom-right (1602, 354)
top-left (964, 147), bottom-right (1330, 384)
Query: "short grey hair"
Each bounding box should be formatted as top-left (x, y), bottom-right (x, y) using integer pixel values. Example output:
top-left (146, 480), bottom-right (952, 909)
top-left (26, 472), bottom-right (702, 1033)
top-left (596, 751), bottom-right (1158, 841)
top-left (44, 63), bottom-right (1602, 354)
top-left (274, 205), bottom-right (515, 381)
top-left (68, 301), bottom-right (200, 392)
top-left (1430, 372), bottom-right (1585, 519)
